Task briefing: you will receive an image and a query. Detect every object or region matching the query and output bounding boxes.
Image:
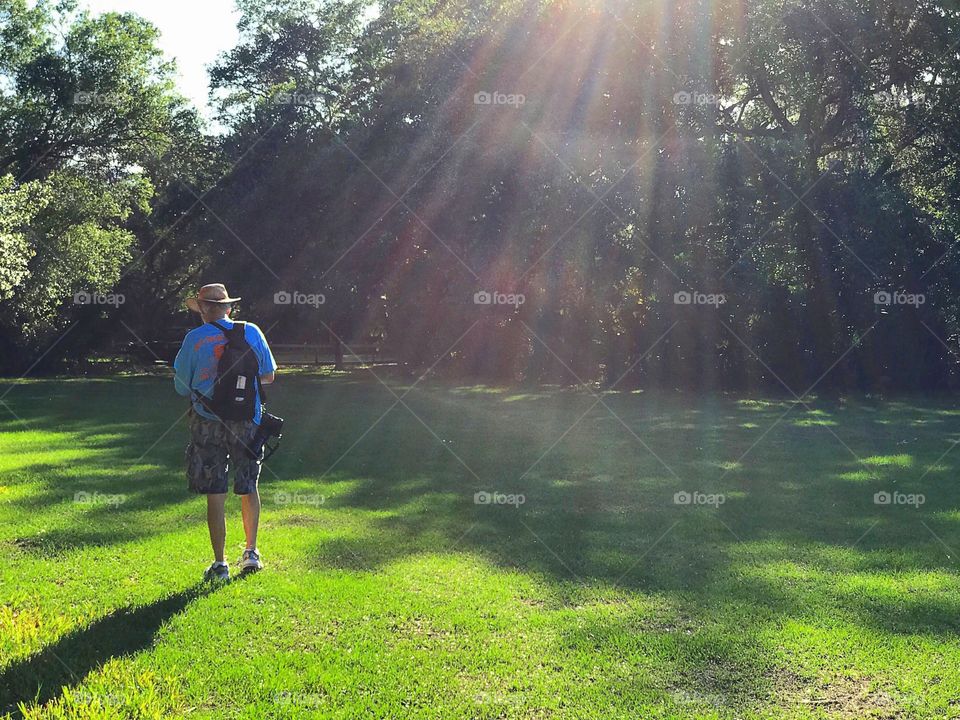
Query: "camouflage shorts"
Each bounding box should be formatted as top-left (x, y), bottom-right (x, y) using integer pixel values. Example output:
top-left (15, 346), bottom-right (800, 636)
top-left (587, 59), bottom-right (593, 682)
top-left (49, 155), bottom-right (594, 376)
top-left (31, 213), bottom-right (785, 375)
top-left (185, 411), bottom-right (262, 495)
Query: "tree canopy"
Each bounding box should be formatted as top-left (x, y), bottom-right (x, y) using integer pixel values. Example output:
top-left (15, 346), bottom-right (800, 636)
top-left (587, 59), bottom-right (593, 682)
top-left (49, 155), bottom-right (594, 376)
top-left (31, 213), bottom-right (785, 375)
top-left (3, 0), bottom-right (960, 391)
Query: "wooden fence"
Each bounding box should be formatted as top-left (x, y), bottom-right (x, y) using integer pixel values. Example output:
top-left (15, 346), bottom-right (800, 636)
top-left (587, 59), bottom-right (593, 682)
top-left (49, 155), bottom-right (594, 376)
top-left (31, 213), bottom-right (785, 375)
top-left (117, 341), bottom-right (392, 367)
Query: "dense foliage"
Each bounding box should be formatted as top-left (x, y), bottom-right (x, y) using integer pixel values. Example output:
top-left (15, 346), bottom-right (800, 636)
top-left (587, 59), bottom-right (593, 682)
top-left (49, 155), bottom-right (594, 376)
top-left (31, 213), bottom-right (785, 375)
top-left (3, 0), bottom-right (960, 391)
top-left (0, 0), bottom-right (206, 370)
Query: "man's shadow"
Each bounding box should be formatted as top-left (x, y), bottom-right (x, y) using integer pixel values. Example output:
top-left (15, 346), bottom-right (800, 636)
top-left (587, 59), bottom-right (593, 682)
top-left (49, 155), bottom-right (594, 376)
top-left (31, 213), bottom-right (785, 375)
top-left (0, 576), bottom-right (250, 717)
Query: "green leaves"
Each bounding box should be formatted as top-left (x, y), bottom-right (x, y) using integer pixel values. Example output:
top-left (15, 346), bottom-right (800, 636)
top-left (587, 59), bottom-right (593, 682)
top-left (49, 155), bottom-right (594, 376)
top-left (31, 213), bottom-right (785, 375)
top-left (0, 174), bottom-right (46, 302)
top-left (210, 0), bottom-right (379, 137)
top-left (0, 1), bottom-right (201, 370)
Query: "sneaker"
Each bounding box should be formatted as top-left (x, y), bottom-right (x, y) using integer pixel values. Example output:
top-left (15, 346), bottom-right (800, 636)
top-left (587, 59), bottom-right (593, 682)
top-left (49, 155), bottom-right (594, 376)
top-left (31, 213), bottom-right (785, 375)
top-left (240, 548), bottom-right (263, 573)
top-left (203, 561), bottom-right (230, 582)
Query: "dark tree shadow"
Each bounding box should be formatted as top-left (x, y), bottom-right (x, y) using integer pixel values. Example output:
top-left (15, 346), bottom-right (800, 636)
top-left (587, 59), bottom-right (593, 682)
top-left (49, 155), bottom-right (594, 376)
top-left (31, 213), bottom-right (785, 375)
top-left (0, 580), bottom-right (242, 717)
top-left (7, 376), bottom-right (960, 714)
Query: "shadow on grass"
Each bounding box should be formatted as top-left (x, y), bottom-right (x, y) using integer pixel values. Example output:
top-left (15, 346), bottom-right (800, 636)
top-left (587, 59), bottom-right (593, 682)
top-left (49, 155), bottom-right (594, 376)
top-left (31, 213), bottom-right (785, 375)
top-left (0, 380), bottom-right (203, 555)
top-left (7, 376), bottom-right (960, 711)
top-left (292, 379), bottom-right (960, 668)
top-left (0, 579), bottom-right (244, 718)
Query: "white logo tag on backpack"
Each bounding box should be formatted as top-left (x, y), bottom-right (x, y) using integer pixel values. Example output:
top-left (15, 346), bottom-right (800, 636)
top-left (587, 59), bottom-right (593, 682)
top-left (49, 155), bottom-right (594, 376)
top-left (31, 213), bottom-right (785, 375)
top-left (236, 376), bottom-right (247, 390)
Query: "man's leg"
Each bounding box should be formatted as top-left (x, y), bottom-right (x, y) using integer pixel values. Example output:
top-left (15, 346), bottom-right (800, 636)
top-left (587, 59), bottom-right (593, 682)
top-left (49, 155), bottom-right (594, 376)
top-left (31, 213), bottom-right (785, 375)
top-left (231, 419), bottom-right (264, 570)
top-left (207, 493), bottom-right (228, 562)
top-left (187, 411), bottom-right (230, 577)
top-left (240, 490), bottom-right (260, 551)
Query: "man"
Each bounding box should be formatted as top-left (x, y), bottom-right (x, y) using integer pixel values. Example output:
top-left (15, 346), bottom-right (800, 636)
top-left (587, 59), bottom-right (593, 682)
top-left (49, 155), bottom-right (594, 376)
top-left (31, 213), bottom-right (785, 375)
top-left (173, 284), bottom-right (278, 582)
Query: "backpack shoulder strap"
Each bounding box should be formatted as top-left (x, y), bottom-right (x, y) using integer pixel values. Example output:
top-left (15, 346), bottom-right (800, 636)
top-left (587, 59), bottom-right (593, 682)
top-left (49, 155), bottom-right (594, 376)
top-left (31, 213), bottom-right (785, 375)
top-left (211, 320), bottom-right (246, 341)
top-left (232, 322), bottom-right (265, 401)
top-left (232, 321), bottom-right (249, 345)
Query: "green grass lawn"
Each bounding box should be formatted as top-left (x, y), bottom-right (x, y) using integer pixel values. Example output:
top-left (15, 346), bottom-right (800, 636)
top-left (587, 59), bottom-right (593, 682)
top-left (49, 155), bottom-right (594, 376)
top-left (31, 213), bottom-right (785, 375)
top-left (2, 374), bottom-right (960, 718)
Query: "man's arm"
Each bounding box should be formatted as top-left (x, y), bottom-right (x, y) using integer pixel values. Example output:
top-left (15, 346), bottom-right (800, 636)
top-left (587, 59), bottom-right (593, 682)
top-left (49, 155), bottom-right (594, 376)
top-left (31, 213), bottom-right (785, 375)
top-left (173, 339), bottom-right (194, 396)
top-left (247, 323), bottom-right (278, 383)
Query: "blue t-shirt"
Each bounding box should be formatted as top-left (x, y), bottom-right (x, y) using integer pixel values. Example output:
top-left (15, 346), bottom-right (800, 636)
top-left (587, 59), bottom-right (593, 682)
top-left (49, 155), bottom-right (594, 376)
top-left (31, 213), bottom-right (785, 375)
top-left (173, 319), bottom-right (277, 424)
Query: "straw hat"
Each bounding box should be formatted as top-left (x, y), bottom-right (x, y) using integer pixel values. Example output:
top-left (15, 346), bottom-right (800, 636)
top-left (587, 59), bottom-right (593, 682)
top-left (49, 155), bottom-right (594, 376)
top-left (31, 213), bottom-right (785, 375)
top-left (185, 283), bottom-right (241, 313)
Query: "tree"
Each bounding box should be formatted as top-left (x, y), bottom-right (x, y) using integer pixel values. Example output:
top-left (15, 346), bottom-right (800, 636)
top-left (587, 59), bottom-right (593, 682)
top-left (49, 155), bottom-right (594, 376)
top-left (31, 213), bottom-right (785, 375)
top-left (0, 0), bottom-right (203, 371)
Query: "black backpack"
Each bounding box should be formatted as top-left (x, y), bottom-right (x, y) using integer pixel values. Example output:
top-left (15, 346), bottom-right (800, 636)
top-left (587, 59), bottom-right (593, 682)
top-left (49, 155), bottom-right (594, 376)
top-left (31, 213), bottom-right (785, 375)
top-left (204, 321), bottom-right (262, 422)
